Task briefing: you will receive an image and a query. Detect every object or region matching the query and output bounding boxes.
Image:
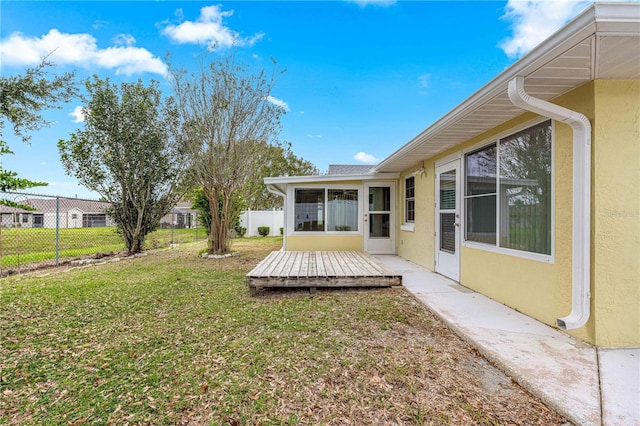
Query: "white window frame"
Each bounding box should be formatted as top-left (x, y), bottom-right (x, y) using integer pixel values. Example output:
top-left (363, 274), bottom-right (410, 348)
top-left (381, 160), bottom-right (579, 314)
top-left (289, 184), bottom-right (362, 235)
top-left (404, 176), bottom-right (415, 223)
top-left (461, 118), bottom-right (555, 263)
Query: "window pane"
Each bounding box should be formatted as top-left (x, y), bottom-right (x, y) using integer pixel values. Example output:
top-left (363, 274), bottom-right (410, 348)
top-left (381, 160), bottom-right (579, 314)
top-left (406, 200), bottom-right (415, 222)
top-left (405, 177), bottom-right (415, 223)
top-left (369, 187), bottom-right (390, 211)
top-left (295, 189), bottom-right (324, 231)
top-left (466, 195), bottom-right (496, 244)
top-left (465, 144), bottom-right (497, 245)
top-left (499, 120), bottom-right (552, 255)
top-left (466, 144), bottom-right (497, 196)
top-left (369, 213), bottom-right (390, 238)
top-left (440, 169), bottom-right (456, 210)
top-left (327, 189), bottom-right (358, 232)
top-left (405, 176), bottom-right (415, 198)
top-left (440, 212), bottom-right (456, 253)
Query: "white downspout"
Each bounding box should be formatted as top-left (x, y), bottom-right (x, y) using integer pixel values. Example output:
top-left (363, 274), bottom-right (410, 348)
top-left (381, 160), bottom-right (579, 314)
top-left (507, 76), bottom-right (591, 330)
top-left (266, 184), bottom-right (287, 251)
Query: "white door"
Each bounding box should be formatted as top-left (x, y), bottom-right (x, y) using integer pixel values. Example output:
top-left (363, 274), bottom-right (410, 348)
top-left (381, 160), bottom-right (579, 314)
top-left (435, 160), bottom-right (460, 281)
top-left (364, 183), bottom-right (395, 254)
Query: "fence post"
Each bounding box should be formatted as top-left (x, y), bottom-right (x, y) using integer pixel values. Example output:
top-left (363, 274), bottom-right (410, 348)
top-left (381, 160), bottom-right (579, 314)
top-left (55, 197), bottom-right (60, 266)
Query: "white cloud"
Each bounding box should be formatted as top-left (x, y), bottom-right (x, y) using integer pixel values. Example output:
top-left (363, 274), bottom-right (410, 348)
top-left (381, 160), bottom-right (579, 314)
top-left (306, 134), bottom-right (322, 139)
top-left (347, 0), bottom-right (396, 7)
top-left (500, 0), bottom-right (593, 58)
top-left (418, 73), bottom-right (432, 89)
top-left (41, 162), bottom-right (47, 166)
top-left (354, 151), bottom-right (378, 163)
top-left (161, 5), bottom-right (264, 48)
top-left (113, 33), bottom-right (136, 47)
top-left (266, 96), bottom-right (290, 112)
top-left (0, 29), bottom-right (167, 76)
top-left (69, 106), bottom-right (86, 123)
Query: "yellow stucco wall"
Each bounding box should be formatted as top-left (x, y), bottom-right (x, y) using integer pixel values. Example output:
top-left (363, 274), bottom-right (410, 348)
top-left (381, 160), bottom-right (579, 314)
top-left (397, 80), bottom-right (640, 346)
top-left (286, 234), bottom-right (363, 251)
top-left (397, 163), bottom-right (435, 268)
top-left (591, 80), bottom-right (640, 347)
top-left (398, 83), bottom-right (595, 344)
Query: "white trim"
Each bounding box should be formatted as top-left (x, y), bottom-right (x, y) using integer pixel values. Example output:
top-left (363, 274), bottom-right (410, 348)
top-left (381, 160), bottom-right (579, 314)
top-left (434, 159), bottom-right (461, 281)
top-left (404, 175), bottom-right (415, 224)
top-left (266, 172), bottom-right (399, 186)
top-left (434, 151), bottom-right (463, 167)
top-left (288, 184), bottom-right (363, 235)
top-left (400, 223), bottom-right (415, 232)
top-left (460, 119), bottom-right (555, 264)
top-left (460, 117), bottom-right (553, 157)
top-left (462, 241), bottom-right (554, 264)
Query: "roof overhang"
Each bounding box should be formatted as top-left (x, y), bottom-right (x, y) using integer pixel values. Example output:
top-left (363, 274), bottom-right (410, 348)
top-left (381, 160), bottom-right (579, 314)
top-left (265, 172), bottom-right (401, 195)
top-left (374, 2), bottom-right (640, 173)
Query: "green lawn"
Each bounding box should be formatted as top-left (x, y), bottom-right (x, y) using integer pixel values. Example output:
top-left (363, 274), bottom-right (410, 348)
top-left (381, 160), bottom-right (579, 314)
top-left (0, 227), bottom-right (206, 269)
top-left (0, 238), bottom-right (564, 425)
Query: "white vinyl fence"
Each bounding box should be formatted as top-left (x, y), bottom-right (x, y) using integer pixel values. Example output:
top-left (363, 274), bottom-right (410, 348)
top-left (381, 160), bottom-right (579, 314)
top-left (239, 209), bottom-right (284, 237)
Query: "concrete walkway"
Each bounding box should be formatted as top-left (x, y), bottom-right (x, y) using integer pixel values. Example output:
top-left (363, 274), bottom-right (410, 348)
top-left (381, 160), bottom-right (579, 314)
top-left (375, 255), bottom-right (640, 426)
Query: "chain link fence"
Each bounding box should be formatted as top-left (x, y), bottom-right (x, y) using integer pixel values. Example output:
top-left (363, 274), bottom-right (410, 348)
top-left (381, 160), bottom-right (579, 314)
top-left (0, 191), bottom-right (206, 276)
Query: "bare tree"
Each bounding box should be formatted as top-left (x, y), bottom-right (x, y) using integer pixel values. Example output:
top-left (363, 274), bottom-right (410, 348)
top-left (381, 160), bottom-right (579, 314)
top-left (171, 56), bottom-right (285, 254)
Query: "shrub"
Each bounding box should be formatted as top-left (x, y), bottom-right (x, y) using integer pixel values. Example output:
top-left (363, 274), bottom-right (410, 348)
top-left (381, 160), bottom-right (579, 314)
top-left (279, 227), bottom-right (284, 235)
top-left (236, 226), bottom-right (246, 237)
top-left (257, 226), bottom-right (270, 237)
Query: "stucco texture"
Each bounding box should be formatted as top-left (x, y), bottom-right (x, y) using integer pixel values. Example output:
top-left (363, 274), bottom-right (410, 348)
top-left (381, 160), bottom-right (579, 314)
top-left (591, 80), bottom-right (640, 347)
top-left (286, 235), bottom-right (364, 251)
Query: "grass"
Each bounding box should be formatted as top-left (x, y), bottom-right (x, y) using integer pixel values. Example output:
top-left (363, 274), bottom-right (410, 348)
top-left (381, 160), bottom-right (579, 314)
top-left (0, 227), bottom-right (206, 269)
top-left (0, 238), bottom-right (565, 425)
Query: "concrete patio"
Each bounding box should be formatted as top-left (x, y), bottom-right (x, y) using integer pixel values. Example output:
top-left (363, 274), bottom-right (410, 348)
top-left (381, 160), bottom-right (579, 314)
top-left (375, 255), bottom-right (639, 426)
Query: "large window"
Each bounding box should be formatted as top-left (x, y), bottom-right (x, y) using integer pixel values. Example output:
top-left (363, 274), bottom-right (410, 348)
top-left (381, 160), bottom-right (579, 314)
top-left (405, 176), bottom-right (415, 223)
top-left (295, 188), bottom-right (358, 232)
top-left (327, 189), bottom-right (358, 231)
top-left (465, 120), bottom-right (552, 256)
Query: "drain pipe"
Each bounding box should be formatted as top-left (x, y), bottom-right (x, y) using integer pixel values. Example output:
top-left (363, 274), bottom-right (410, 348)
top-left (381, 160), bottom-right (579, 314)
top-left (508, 76), bottom-right (591, 330)
top-left (266, 184), bottom-right (287, 251)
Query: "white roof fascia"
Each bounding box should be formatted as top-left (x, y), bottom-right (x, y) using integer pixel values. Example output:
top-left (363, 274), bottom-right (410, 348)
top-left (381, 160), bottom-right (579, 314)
top-left (264, 172), bottom-right (400, 186)
top-left (373, 2), bottom-right (639, 173)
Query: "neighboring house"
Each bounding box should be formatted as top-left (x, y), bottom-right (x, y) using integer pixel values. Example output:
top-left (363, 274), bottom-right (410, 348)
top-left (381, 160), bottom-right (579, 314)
top-left (23, 198), bottom-right (114, 228)
top-left (0, 206), bottom-right (34, 228)
top-left (265, 3), bottom-right (639, 348)
top-left (159, 201), bottom-right (198, 229)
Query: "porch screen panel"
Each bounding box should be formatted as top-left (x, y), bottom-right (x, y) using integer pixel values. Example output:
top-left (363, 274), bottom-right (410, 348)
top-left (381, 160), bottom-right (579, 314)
top-left (327, 189), bottom-right (358, 232)
top-left (294, 189), bottom-right (325, 231)
top-left (499, 120), bottom-right (552, 255)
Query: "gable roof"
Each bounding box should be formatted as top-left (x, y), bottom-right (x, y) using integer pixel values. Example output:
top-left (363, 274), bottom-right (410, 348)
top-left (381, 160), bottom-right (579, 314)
top-left (374, 2), bottom-right (640, 173)
top-left (23, 198), bottom-right (110, 214)
top-left (328, 164), bottom-right (375, 175)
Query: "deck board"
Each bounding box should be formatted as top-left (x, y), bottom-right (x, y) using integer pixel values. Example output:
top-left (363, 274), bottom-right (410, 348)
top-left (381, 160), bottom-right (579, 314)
top-left (247, 251), bottom-right (402, 294)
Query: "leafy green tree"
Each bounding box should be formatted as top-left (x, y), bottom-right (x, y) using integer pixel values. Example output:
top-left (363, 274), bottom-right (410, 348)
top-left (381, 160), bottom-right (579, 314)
top-left (171, 56), bottom-right (285, 255)
top-left (0, 58), bottom-right (77, 197)
top-left (241, 141), bottom-right (318, 210)
top-left (58, 76), bottom-right (189, 254)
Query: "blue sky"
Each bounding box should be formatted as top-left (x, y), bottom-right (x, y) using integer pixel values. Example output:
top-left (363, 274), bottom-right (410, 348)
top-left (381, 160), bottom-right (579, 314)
top-left (1, 0), bottom-right (604, 198)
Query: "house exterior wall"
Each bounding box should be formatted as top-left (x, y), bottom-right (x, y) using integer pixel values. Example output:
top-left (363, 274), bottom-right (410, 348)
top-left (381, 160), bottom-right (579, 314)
top-left (397, 82), bottom-right (602, 344)
top-left (591, 79), bottom-right (640, 347)
top-left (286, 234), bottom-right (363, 251)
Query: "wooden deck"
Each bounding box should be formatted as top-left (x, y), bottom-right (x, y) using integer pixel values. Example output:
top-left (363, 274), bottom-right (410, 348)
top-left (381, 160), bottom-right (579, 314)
top-left (246, 251), bottom-right (402, 295)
